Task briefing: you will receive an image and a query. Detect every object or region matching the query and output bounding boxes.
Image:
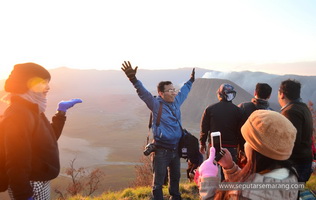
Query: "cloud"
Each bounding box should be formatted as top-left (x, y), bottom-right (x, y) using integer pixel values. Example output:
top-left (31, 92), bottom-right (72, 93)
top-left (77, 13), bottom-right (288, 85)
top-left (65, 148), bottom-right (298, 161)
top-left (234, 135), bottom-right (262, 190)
top-left (202, 71), bottom-right (232, 79)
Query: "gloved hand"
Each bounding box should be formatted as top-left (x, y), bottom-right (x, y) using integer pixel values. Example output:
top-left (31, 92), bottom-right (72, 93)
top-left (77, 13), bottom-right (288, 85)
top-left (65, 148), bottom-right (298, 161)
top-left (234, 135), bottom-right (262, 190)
top-left (190, 68), bottom-right (195, 82)
top-left (121, 61), bottom-right (138, 83)
top-left (57, 99), bottom-right (83, 112)
top-left (199, 147), bottom-right (218, 178)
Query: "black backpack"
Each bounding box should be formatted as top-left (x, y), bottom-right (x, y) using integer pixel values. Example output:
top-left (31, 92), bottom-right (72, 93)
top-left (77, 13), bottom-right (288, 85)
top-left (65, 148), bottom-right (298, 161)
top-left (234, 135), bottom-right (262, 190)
top-left (179, 129), bottom-right (203, 181)
top-left (179, 129), bottom-right (201, 164)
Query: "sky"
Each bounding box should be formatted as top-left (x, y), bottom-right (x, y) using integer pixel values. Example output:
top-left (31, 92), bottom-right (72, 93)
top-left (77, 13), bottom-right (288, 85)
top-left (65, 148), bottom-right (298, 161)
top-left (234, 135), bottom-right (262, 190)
top-left (0, 0), bottom-right (316, 79)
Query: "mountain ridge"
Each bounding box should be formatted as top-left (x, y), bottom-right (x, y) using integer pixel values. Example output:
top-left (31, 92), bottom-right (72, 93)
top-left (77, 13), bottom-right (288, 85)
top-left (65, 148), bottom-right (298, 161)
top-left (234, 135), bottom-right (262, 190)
top-left (0, 67), bottom-right (315, 195)
top-left (1, 67), bottom-right (315, 103)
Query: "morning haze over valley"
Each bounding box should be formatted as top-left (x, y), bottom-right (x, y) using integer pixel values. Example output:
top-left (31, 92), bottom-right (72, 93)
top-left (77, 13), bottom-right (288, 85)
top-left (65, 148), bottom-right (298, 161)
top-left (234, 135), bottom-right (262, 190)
top-left (0, 67), bottom-right (315, 196)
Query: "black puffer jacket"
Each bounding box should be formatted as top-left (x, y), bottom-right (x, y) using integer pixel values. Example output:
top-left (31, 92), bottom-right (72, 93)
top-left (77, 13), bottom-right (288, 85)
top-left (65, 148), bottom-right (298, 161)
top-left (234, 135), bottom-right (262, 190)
top-left (0, 96), bottom-right (66, 200)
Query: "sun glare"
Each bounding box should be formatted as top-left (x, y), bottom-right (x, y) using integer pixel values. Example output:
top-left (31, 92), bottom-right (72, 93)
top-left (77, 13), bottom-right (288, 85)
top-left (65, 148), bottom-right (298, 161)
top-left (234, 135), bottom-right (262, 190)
top-left (0, 1), bottom-right (316, 79)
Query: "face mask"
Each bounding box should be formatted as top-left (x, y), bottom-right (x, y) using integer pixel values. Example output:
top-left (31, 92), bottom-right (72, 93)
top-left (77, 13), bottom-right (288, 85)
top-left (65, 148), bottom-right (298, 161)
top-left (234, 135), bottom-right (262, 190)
top-left (226, 93), bottom-right (235, 101)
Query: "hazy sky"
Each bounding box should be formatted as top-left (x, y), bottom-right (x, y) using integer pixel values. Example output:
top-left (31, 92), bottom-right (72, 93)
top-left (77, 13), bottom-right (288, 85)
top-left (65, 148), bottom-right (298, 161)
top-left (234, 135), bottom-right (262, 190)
top-left (0, 0), bottom-right (316, 79)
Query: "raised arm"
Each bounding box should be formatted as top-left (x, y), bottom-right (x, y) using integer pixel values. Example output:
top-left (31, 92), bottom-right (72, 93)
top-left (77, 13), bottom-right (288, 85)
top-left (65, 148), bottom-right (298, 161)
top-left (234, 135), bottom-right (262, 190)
top-left (52, 99), bottom-right (83, 139)
top-left (175, 68), bottom-right (195, 106)
top-left (121, 61), bottom-right (138, 84)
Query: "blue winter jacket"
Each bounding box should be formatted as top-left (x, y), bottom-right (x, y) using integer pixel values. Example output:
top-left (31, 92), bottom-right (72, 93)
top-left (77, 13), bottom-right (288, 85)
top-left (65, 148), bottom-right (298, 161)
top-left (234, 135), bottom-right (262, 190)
top-left (133, 79), bottom-right (193, 150)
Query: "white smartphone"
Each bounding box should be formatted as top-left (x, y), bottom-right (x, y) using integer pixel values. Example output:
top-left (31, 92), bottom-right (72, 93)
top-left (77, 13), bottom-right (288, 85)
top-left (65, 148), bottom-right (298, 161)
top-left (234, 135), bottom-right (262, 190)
top-left (211, 131), bottom-right (222, 161)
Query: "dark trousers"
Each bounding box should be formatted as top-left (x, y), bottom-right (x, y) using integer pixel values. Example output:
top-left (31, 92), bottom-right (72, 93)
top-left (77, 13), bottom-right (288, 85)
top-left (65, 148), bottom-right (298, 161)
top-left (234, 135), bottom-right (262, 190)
top-left (294, 161), bottom-right (313, 183)
top-left (152, 148), bottom-right (181, 200)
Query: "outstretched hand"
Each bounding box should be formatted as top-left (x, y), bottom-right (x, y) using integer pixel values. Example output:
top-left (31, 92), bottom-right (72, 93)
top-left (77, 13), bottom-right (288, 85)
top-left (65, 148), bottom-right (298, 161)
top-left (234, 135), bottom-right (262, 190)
top-left (190, 68), bottom-right (195, 82)
top-left (57, 99), bottom-right (83, 112)
top-left (198, 147), bottom-right (219, 178)
top-left (121, 61), bottom-right (138, 82)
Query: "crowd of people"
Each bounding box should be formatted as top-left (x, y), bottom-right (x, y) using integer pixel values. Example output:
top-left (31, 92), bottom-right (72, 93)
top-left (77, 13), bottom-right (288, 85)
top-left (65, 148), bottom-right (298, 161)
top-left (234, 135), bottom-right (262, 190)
top-left (196, 79), bottom-right (314, 200)
top-left (0, 61), bottom-right (315, 200)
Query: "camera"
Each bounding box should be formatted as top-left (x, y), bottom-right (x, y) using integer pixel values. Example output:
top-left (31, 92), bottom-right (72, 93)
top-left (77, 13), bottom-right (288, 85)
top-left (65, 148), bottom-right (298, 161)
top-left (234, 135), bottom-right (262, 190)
top-left (143, 143), bottom-right (156, 156)
top-left (181, 147), bottom-right (188, 159)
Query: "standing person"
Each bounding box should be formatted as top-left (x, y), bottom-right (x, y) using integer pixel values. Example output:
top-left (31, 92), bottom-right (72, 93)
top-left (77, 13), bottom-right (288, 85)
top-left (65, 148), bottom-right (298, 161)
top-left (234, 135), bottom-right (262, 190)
top-left (0, 62), bottom-right (82, 200)
top-left (121, 61), bottom-right (194, 200)
top-left (237, 83), bottom-right (272, 152)
top-left (197, 110), bottom-right (299, 200)
top-left (278, 79), bottom-right (314, 183)
top-left (238, 82), bottom-right (272, 125)
top-left (200, 83), bottom-right (242, 162)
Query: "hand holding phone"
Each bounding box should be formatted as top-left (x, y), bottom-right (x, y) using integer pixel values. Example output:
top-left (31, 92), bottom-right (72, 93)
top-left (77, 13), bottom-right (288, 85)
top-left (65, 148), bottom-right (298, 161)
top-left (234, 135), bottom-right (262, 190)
top-left (211, 131), bottom-right (225, 162)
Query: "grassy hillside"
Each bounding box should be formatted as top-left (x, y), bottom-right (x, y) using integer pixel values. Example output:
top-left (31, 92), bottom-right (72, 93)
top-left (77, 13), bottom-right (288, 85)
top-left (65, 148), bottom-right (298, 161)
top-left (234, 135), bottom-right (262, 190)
top-left (59, 182), bottom-right (200, 200)
top-left (56, 174), bottom-right (316, 200)
top-left (1, 175), bottom-right (315, 200)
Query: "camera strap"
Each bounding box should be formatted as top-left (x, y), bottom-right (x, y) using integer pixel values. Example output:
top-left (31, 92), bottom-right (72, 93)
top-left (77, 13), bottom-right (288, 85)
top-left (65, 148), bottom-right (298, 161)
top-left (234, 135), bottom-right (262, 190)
top-left (147, 102), bottom-right (163, 144)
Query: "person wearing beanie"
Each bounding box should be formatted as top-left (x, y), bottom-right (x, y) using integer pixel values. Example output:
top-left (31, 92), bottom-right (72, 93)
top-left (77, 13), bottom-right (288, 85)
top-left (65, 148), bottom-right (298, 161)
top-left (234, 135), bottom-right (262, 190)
top-left (196, 110), bottom-right (299, 200)
top-left (278, 79), bottom-right (314, 183)
top-left (121, 61), bottom-right (194, 200)
top-left (199, 83), bottom-right (242, 180)
top-left (0, 62), bottom-right (82, 200)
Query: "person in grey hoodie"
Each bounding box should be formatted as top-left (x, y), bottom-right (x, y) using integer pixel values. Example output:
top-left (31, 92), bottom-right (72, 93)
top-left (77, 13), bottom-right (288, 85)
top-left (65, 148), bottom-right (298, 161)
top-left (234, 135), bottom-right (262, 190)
top-left (237, 83), bottom-right (272, 152)
top-left (121, 61), bottom-right (194, 200)
top-left (238, 83), bottom-right (272, 125)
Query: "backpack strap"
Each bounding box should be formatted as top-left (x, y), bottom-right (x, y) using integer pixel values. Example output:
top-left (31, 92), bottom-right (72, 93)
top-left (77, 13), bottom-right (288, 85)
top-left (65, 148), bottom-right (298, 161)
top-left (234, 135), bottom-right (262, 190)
top-left (147, 102), bottom-right (163, 144)
top-left (156, 102), bottom-right (163, 126)
top-left (148, 102), bottom-right (163, 128)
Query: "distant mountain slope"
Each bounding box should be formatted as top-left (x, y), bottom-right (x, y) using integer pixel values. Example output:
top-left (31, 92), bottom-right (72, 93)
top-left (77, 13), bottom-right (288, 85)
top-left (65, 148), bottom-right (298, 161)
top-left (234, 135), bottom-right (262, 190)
top-left (1, 67), bottom-right (314, 105)
top-left (1, 67), bottom-right (314, 130)
top-left (41, 67), bottom-right (210, 97)
top-left (0, 67), bottom-right (315, 193)
top-left (1, 67), bottom-right (314, 129)
top-left (203, 71), bottom-right (316, 106)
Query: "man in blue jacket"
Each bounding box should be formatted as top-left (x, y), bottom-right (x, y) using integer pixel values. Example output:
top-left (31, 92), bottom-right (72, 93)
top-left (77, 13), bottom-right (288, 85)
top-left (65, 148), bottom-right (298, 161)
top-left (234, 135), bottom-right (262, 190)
top-left (121, 61), bottom-right (194, 200)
